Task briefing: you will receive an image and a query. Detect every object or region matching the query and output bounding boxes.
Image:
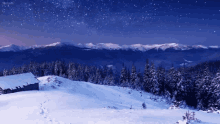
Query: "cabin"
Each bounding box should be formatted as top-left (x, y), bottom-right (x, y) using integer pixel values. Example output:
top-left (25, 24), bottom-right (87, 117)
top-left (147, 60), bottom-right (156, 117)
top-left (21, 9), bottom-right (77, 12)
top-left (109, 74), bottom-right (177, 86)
top-left (0, 73), bottom-right (39, 95)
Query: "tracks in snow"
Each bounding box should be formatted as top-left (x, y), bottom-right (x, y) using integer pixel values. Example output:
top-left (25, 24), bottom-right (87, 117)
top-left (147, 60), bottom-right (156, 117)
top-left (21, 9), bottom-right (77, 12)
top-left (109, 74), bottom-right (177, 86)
top-left (38, 92), bottom-right (70, 124)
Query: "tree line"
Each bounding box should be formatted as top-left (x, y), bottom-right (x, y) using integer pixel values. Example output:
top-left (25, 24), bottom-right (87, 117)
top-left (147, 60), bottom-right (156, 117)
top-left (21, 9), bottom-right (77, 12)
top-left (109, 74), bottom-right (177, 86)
top-left (0, 59), bottom-right (220, 111)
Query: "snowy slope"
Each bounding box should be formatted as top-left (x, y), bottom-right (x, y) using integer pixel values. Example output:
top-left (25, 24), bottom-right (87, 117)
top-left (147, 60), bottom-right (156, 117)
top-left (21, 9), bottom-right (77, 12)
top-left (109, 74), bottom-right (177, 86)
top-left (0, 75), bottom-right (219, 124)
top-left (0, 44), bottom-right (26, 52)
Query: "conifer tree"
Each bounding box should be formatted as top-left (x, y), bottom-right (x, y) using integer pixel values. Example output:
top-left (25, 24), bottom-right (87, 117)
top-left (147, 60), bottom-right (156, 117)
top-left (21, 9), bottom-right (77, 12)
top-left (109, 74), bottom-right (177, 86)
top-left (76, 64), bottom-right (84, 81)
top-left (130, 64), bottom-right (138, 89)
top-left (136, 70), bottom-right (143, 90)
top-left (150, 62), bottom-right (159, 94)
top-left (101, 66), bottom-right (108, 81)
top-left (21, 64), bottom-right (28, 74)
top-left (67, 63), bottom-right (74, 80)
top-left (209, 68), bottom-right (220, 109)
top-left (11, 66), bottom-right (18, 75)
top-left (196, 62), bottom-right (212, 110)
top-left (16, 67), bottom-right (22, 74)
top-left (54, 60), bottom-right (59, 76)
top-left (41, 62), bottom-right (50, 76)
top-left (120, 64), bottom-right (127, 87)
top-left (84, 65), bottom-right (90, 82)
top-left (95, 68), bottom-right (102, 84)
top-left (29, 61), bottom-right (39, 76)
top-left (3, 69), bottom-right (8, 76)
top-left (175, 71), bottom-right (186, 102)
top-left (108, 69), bottom-right (115, 86)
top-left (47, 62), bottom-right (54, 75)
top-left (143, 59), bottom-right (151, 92)
top-left (88, 66), bottom-right (96, 83)
top-left (167, 66), bottom-right (180, 99)
top-left (58, 61), bottom-right (66, 77)
top-left (127, 68), bottom-right (130, 86)
top-left (157, 66), bottom-right (166, 95)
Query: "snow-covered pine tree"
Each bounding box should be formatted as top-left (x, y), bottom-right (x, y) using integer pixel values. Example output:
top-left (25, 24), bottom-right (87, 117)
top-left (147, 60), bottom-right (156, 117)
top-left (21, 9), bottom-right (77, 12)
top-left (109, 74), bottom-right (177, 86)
top-left (95, 67), bottom-right (102, 84)
top-left (101, 66), bottom-right (108, 83)
top-left (40, 62), bottom-right (45, 76)
top-left (41, 62), bottom-right (51, 76)
top-left (103, 67), bottom-right (111, 85)
top-left (166, 66), bottom-right (180, 99)
top-left (157, 66), bottom-right (166, 95)
top-left (76, 64), bottom-right (82, 81)
top-left (88, 66), bottom-right (96, 83)
top-left (47, 62), bottom-right (54, 75)
top-left (174, 70), bottom-right (187, 106)
top-left (29, 61), bottom-right (39, 76)
top-left (184, 71), bottom-right (197, 108)
top-left (54, 60), bottom-right (59, 76)
top-left (108, 73), bottom-right (115, 86)
top-left (10, 66), bottom-right (18, 75)
top-left (21, 64), bottom-right (28, 74)
top-left (143, 59), bottom-right (151, 92)
top-left (130, 64), bottom-right (138, 89)
top-left (16, 67), bottom-right (22, 74)
top-left (196, 62), bottom-right (212, 110)
top-left (127, 68), bottom-right (131, 87)
top-left (104, 67), bottom-right (115, 86)
top-left (80, 65), bottom-right (85, 81)
top-left (120, 64), bottom-right (127, 87)
top-left (58, 61), bottom-right (66, 77)
top-left (136, 70), bottom-right (143, 90)
top-left (209, 68), bottom-right (220, 110)
top-left (3, 69), bottom-right (8, 76)
top-left (103, 75), bottom-right (109, 85)
top-left (67, 63), bottom-right (74, 80)
top-left (84, 65), bottom-right (90, 82)
top-left (71, 63), bottom-right (77, 80)
top-left (150, 62), bottom-right (159, 95)
top-left (76, 64), bottom-right (85, 81)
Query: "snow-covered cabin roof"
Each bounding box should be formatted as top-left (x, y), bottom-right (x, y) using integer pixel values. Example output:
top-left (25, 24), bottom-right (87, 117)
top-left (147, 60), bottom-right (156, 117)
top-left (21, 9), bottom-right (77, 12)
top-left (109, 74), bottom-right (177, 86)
top-left (0, 73), bottom-right (39, 89)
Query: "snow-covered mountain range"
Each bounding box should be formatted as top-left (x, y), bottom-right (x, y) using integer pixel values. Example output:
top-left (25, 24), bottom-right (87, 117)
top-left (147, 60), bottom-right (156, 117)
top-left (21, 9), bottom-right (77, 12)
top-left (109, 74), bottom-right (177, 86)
top-left (1, 41), bottom-right (220, 72)
top-left (0, 42), bottom-right (219, 52)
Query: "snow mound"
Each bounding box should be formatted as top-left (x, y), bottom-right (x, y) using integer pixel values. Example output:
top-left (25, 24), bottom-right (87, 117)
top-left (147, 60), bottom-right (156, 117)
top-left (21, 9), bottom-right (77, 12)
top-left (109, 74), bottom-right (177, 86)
top-left (177, 119), bottom-right (187, 124)
top-left (38, 76), bottom-right (63, 90)
top-left (38, 75), bottom-right (169, 110)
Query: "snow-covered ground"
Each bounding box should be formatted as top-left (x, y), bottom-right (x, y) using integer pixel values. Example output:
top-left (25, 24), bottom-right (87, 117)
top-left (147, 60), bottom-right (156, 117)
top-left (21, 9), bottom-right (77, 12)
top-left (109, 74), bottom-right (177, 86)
top-left (0, 76), bottom-right (219, 124)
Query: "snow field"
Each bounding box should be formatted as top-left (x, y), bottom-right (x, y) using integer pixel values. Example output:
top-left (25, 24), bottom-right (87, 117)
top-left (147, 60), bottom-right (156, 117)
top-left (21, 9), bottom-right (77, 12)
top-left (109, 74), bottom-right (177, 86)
top-left (0, 75), bottom-right (219, 124)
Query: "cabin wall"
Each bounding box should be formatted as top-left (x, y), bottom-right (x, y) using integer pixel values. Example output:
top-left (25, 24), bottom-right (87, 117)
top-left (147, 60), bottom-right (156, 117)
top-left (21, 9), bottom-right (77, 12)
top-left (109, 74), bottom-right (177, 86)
top-left (1, 83), bottom-right (39, 94)
top-left (3, 89), bottom-right (12, 94)
top-left (23, 83), bottom-right (39, 91)
top-left (0, 87), bottom-right (3, 95)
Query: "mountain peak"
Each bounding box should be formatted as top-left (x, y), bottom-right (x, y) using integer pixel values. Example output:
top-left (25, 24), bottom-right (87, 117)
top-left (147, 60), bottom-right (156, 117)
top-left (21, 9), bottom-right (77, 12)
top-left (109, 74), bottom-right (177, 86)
top-left (44, 42), bottom-right (62, 47)
top-left (0, 44), bottom-right (26, 52)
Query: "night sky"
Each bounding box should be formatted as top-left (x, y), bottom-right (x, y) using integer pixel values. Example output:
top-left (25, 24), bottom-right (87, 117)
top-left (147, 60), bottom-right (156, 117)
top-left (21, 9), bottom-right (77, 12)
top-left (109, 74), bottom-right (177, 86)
top-left (0, 0), bottom-right (220, 46)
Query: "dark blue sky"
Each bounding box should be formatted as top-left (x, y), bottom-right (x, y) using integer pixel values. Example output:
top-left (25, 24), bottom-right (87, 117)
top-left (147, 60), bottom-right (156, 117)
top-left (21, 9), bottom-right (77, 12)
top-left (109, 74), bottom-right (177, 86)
top-left (0, 0), bottom-right (220, 46)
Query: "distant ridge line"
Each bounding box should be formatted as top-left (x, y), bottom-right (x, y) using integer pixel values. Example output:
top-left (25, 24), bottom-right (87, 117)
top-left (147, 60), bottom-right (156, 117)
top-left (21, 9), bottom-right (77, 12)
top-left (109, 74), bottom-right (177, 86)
top-left (0, 42), bottom-right (219, 52)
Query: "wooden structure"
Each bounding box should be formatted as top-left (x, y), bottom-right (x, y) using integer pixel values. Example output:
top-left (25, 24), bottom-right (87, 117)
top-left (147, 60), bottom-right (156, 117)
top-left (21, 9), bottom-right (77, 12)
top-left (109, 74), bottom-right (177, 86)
top-left (0, 73), bottom-right (39, 95)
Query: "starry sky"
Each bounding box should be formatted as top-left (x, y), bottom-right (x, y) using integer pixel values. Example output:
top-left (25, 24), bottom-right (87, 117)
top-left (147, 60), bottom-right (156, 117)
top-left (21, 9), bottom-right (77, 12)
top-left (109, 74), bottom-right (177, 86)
top-left (0, 0), bottom-right (220, 46)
